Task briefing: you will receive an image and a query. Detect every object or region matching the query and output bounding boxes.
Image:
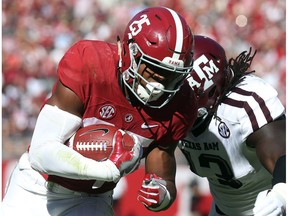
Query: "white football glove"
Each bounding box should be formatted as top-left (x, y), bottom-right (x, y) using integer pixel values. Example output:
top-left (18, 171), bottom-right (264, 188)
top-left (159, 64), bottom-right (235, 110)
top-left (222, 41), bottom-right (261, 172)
top-left (109, 130), bottom-right (143, 177)
top-left (137, 173), bottom-right (172, 212)
top-left (253, 183), bottom-right (287, 216)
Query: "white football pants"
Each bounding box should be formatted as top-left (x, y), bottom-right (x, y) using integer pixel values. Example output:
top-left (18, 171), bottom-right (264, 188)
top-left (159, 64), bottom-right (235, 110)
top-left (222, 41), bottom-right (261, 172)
top-left (0, 152), bottom-right (114, 216)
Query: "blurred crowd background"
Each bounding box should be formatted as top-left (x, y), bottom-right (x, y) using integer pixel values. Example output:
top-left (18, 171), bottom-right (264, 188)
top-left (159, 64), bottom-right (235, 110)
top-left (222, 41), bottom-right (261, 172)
top-left (2, 0), bottom-right (286, 215)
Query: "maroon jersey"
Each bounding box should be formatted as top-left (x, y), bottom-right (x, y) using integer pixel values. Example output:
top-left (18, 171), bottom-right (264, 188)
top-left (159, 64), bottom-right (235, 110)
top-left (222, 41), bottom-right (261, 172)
top-left (48, 40), bottom-right (198, 193)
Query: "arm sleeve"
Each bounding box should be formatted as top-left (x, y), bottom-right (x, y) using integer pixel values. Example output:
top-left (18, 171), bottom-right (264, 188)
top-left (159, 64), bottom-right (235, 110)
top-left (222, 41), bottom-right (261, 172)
top-left (28, 104), bottom-right (120, 182)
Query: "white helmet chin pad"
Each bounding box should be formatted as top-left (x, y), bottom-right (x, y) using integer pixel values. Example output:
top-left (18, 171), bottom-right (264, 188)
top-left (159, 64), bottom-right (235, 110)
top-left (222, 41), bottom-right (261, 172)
top-left (136, 82), bottom-right (165, 102)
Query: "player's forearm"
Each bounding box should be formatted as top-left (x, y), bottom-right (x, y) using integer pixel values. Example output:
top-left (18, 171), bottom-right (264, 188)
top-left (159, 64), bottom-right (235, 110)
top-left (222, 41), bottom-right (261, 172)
top-left (139, 147), bottom-right (177, 211)
top-left (28, 104), bottom-right (120, 182)
top-left (30, 140), bottom-right (119, 181)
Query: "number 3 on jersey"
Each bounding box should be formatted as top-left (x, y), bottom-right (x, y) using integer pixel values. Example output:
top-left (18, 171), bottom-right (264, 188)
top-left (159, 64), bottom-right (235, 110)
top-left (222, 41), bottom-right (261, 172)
top-left (182, 151), bottom-right (243, 189)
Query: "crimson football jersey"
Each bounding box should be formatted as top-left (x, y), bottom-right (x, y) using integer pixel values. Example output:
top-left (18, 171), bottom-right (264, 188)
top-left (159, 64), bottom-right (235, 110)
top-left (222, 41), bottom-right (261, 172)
top-left (48, 40), bottom-right (198, 193)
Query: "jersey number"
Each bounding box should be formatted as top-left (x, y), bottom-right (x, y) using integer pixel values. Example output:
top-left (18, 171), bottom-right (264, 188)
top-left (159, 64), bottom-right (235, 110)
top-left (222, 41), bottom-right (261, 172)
top-left (183, 152), bottom-right (243, 189)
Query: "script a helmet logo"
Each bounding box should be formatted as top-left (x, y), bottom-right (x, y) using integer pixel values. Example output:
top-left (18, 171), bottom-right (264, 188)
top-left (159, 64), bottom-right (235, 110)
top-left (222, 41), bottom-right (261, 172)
top-left (99, 105), bottom-right (116, 119)
top-left (129, 14), bottom-right (151, 36)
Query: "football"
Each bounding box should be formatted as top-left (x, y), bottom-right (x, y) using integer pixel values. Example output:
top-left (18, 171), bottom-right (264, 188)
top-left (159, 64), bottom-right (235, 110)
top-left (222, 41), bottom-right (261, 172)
top-left (48, 124), bottom-right (136, 194)
top-left (67, 124), bottom-right (135, 162)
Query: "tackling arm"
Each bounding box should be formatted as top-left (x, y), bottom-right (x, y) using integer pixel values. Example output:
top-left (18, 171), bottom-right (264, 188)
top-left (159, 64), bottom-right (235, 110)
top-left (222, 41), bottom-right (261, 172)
top-left (247, 116), bottom-right (287, 216)
top-left (247, 117), bottom-right (286, 179)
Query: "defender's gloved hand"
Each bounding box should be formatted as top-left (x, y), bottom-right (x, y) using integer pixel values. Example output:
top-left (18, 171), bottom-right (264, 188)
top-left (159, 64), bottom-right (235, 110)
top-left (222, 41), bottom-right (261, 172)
top-left (109, 130), bottom-right (142, 177)
top-left (253, 183), bottom-right (287, 216)
top-left (137, 173), bottom-right (171, 212)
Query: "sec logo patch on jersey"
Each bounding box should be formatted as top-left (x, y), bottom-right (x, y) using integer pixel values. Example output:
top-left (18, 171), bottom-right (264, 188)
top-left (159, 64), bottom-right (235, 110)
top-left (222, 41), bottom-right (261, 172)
top-left (218, 121), bottom-right (230, 138)
top-left (99, 104), bottom-right (116, 119)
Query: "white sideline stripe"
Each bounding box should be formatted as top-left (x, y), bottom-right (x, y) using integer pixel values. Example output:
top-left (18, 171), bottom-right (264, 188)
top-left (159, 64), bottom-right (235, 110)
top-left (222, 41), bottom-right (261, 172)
top-left (165, 7), bottom-right (183, 60)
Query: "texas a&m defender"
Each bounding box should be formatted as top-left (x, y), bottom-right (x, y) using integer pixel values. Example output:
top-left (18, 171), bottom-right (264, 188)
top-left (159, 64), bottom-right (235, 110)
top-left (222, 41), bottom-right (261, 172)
top-left (179, 35), bottom-right (286, 216)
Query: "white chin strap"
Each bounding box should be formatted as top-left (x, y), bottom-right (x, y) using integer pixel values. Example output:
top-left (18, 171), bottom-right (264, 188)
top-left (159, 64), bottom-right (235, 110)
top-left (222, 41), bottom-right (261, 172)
top-left (136, 82), bottom-right (165, 102)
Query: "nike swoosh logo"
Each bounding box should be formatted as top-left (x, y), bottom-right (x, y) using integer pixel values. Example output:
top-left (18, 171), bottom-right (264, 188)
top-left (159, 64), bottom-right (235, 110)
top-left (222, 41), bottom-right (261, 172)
top-left (141, 123), bottom-right (159, 129)
top-left (79, 128), bottom-right (109, 136)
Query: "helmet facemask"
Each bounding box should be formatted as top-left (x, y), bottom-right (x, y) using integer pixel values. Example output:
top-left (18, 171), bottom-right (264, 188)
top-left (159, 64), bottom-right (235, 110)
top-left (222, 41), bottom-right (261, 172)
top-left (119, 7), bottom-right (194, 108)
top-left (122, 41), bottom-right (192, 108)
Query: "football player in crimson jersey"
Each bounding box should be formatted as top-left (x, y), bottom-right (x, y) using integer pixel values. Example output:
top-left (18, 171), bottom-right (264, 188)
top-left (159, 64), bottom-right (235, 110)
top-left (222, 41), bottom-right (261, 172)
top-left (1, 7), bottom-right (198, 216)
top-left (179, 35), bottom-right (286, 216)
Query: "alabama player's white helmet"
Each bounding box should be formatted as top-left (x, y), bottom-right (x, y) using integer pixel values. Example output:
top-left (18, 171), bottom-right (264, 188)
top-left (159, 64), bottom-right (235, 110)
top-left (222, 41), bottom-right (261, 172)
top-left (120, 7), bottom-right (194, 108)
top-left (187, 35), bottom-right (233, 118)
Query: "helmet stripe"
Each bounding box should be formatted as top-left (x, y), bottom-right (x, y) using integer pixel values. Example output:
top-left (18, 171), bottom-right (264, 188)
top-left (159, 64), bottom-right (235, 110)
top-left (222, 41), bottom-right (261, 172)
top-left (165, 7), bottom-right (183, 60)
